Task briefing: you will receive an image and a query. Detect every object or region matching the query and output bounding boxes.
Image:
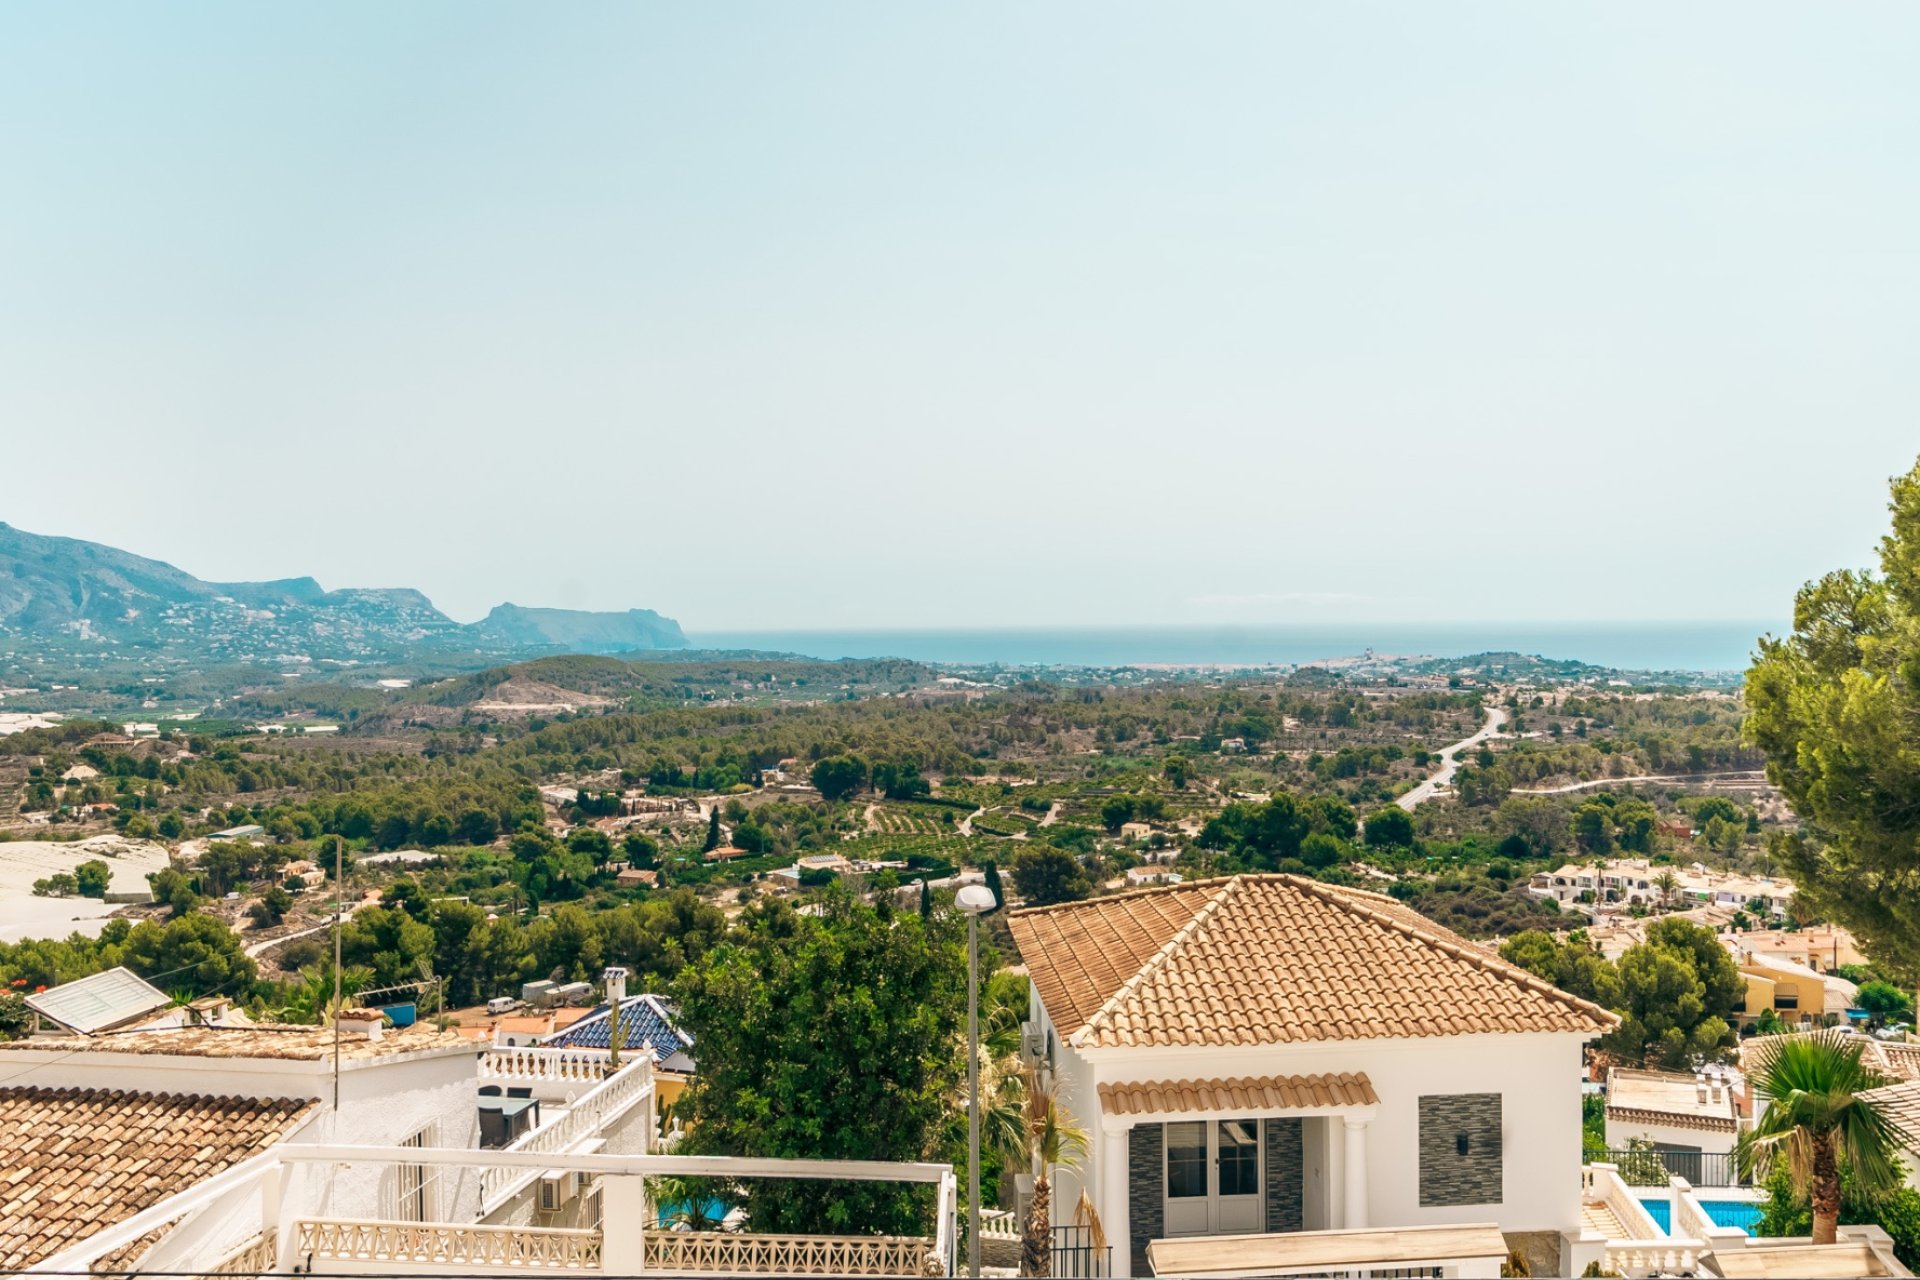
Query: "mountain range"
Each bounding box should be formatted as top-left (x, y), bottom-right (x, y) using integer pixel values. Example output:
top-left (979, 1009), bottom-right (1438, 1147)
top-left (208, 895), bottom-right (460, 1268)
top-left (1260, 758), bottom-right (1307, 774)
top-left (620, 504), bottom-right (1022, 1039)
top-left (0, 522), bottom-right (685, 664)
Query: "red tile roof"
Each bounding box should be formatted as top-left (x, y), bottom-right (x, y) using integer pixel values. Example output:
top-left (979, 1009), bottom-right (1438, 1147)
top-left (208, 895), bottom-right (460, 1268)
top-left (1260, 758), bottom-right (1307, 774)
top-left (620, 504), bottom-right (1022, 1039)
top-left (1009, 875), bottom-right (1618, 1048)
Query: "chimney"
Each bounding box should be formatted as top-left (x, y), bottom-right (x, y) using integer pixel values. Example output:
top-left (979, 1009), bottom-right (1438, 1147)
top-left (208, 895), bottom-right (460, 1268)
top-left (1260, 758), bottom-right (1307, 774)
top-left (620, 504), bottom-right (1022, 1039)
top-left (336, 1008), bottom-right (385, 1042)
top-left (604, 966), bottom-right (629, 1009)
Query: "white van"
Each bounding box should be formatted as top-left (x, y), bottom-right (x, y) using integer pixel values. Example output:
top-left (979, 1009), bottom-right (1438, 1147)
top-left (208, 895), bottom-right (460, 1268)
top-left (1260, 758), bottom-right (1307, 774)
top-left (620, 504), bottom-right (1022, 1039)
top-left (486, 997), bottom-right (518, 1016)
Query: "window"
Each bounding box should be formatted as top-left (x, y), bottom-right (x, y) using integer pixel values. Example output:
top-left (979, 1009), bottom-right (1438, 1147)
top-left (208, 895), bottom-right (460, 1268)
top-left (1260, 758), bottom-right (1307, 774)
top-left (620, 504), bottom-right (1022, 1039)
top-left (1775, 993), bottom-right (1799, 1010)
top-left (1217, 1120), bottom-right (1258, 1197)
top-left (1166, 1122), bottom-right (1207, 1199)
top-left (389, 1121), bottom-right (450, 1222)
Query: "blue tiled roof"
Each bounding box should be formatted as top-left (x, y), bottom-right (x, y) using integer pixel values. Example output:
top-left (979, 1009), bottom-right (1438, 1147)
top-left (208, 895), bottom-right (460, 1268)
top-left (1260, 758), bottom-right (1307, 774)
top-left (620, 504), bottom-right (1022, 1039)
top-left (544, 994), bottom-right (694, 1068)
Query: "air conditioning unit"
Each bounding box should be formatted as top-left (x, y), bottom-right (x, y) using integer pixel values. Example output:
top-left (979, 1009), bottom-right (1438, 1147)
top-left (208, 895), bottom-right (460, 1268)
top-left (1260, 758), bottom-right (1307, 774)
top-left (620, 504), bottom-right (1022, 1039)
top-left (1020, 1021), bottom-right (1046, 1065)
top-left (539, 1170), bottom-right (580, 1212)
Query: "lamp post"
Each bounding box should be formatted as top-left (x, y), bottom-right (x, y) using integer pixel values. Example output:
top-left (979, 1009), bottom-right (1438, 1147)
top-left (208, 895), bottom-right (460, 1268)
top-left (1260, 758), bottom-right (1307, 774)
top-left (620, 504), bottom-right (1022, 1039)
top-left (955, 882), bottom-right (998, 1280)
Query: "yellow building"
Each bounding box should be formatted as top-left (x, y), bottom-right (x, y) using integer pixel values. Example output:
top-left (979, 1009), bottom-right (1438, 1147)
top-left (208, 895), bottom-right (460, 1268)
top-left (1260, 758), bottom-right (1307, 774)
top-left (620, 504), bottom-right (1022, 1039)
top-left (1732, 953), bottom-right (1857, 1026)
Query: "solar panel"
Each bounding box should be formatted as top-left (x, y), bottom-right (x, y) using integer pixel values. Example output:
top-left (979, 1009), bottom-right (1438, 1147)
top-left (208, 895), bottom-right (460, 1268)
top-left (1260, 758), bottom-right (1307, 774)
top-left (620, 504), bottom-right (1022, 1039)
top-left (27, 966), bottom-right (172, 1034)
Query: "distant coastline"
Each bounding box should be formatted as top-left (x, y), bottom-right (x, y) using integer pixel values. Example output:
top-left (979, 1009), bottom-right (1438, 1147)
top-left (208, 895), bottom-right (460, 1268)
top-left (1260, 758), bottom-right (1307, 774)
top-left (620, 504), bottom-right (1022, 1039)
top-left (687, 622), bottom-right (1780, 673)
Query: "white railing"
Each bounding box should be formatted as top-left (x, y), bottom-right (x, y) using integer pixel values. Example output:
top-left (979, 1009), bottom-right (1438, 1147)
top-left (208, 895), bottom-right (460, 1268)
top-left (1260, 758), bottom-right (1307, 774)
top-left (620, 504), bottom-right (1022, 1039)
top-left (1584, 1163), bottom-right (1666, 1241)
top-left (981, 1207), bottom-right (1020, 1240)
top-left (480, 1045), bottom-right (619, 1084)
top-left (934, 1168), bottom-right (955, 1275)
top-left (296, 1218), bottom-right (602, 1272)
top-left (643, 1230), bottom-right (938, 1276)
top-left (207, 1232), bottom-right (277, 1275)
top-left (31, 1144), bottom-right (955, 1279)
top-left (481, 1060), bottom-right (654, 1210)
top-left (1672, 1179), bottom-right (1716, 1242)
top-left (1603, 1239), bottom-right (1705, 1276)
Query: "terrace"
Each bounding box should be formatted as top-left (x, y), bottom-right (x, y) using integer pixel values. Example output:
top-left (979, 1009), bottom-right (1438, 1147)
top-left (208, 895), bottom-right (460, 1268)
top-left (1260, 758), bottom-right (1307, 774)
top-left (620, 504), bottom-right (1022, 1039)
top-left (1576, 1162), bottom-right (1913, 1278)
top-left (30, 1145), bottom-right (957, 1278)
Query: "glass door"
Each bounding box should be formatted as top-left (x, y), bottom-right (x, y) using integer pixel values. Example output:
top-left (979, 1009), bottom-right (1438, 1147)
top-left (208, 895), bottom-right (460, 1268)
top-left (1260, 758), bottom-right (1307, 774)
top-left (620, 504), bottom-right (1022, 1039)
top-left (1162, 1119), bottom-right (1263, 1236)
top-left (1215, 1119), bottom-right (1262, 1233)
top-left (1163, 1121), bottom-right (1210, 1235)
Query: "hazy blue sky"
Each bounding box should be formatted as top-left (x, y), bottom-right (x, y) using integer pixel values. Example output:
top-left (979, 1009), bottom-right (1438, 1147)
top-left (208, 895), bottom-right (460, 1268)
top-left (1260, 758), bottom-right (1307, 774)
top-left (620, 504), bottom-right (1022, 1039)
top-left (3, 3), bottom-right (1917, 630)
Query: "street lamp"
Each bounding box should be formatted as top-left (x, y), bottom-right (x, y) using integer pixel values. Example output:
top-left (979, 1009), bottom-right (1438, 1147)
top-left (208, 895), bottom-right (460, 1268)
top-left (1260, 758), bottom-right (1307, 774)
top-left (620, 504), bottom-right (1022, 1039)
top-left (955, 882), bottom-right (998, 1280)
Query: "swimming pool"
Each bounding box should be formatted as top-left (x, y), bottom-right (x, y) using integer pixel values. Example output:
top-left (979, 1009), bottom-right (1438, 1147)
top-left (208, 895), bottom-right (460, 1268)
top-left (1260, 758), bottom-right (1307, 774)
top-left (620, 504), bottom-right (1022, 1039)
top-left (656, 1198), bottom-right (733, 1228)
top-left (1639, 1197), bottom-right (1764, 1234)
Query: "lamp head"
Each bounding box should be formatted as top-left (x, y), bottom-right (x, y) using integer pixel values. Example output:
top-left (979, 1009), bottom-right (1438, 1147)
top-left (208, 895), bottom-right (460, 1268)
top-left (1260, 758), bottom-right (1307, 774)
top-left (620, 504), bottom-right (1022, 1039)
top-left (955, 884), bottom-right (997, 916)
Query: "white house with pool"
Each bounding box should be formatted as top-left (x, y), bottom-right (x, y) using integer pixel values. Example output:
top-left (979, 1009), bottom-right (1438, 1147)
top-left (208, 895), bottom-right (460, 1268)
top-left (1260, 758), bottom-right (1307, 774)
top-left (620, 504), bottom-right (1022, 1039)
top-left (1007, 874), bottom-right (1619, 1277)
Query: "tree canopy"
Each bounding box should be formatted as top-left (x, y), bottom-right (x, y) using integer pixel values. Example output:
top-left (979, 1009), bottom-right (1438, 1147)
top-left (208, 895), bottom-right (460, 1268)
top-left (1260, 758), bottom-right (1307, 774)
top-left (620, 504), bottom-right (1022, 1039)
top-left (673, 892), bottom-right (966, 1235)
top-left (1010, 845), bottom-right (1092, 907)
top-left (1747, 457), bottom-right (1920, 980)
top-left (1501, 917), bottom-right (1742, 1070)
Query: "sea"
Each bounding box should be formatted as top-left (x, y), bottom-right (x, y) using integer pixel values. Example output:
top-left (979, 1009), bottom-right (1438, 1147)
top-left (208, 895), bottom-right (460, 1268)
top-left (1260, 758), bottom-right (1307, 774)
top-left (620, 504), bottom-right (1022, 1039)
top-left (685, 622), bottom-right (1781, 674)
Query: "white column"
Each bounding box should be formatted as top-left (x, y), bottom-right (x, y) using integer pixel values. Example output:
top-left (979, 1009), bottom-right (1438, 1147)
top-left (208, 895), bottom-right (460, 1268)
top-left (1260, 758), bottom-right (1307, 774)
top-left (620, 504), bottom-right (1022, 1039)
top-left (1342, 1118), bottom-right (1369, 1230)
top-left (601, 1174), bottom-right (649, 1274)
top-left (1101, 1125), bottom-right (1130, 1270)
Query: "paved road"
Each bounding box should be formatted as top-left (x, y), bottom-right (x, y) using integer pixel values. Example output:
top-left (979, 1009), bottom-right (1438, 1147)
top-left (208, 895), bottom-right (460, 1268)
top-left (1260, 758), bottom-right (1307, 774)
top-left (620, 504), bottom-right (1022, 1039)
top-left (1511, 770), bottom-right (1769, 796)
top-left (1396, 706), bottom-right (1510, 811)
top-left (243, 899), bottom-right (370, 958)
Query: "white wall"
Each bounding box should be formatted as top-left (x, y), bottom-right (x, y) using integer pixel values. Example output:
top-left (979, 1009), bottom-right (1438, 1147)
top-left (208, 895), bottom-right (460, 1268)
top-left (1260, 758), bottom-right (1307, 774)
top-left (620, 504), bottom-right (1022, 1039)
top-left (1603, 1115), bottom-right (1735, 1158)
top-left (119, 1047), bottom-right (482, 1273)
top-left (1068, 1030), bottom-right (1590, 1248)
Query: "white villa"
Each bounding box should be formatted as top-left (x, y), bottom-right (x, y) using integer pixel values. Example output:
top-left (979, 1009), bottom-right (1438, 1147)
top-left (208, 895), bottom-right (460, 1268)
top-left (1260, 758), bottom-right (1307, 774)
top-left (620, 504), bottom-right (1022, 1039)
top-left (1528, 860), bottom-right (1796, 917)
top-left (1603, 1066), bottom-right (1744, 1181)
top-left (1008, 874), bottom-right (1618, 1276)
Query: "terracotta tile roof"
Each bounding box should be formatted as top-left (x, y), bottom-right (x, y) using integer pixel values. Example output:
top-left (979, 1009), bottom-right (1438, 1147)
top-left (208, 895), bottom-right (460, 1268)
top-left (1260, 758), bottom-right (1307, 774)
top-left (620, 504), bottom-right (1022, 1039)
top-left (0, 1086), bottom-right (316, 1270)
top-left (1742, 1029), bottom-right (1920, 1083)
top-left (1098, 1072), bottom-right (1378, 1116)
top-left (0, 1022), bottom-right (474, 1062)
top-left (1008, 875), bottom-right (1618, 1048)
top-left (1877, 1042), bottom-right (1920, 1082)
top-left (1861, 1080), bottom-right (1920, 1151)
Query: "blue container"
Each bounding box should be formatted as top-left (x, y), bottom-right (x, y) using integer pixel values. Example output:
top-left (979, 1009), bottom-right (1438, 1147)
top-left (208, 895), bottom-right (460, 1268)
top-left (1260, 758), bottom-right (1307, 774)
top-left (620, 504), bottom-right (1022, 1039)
top-left (379, 1002), bottom-right (418, 1027)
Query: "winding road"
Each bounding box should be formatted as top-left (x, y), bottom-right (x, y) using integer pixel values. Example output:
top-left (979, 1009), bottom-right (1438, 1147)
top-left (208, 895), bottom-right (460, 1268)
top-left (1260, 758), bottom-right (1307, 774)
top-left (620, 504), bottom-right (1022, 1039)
top-left (1510, 770), bottom-right (1769, 796)
top-left (1396, 705), bottom-right (1510, 811)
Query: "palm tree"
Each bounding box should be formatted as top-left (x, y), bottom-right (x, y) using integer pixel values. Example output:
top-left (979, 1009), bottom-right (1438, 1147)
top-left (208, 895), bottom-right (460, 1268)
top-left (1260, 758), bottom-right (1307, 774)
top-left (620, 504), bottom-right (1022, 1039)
top-left (1653, 869), bottom-right (1680, 910)
top-left (1736, 1034), bottom-right (1900, 1243)
top-left (1008, 1065), bottom-right (1088, 1278)
top-left (277, 964), bottom-right (373, 1025)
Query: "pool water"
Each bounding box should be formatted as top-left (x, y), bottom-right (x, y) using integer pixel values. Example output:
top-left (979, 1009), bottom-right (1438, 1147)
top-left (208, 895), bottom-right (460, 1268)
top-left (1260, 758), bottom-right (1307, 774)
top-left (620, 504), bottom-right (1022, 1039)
top-left (1702, 1200), bottom-right (1765, 1232)
top-left (656, 1198), bottom-right (732, 1227)
top-left (1638, 1197), bottom-right (1764, 1235)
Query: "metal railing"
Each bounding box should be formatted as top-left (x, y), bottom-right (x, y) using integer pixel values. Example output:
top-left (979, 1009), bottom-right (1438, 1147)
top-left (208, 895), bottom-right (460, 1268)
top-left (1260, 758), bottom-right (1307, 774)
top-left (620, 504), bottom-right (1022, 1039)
top-left (1051, 1223), bottom-right (1112, 1278)
top-left (1596, 1148), bottom-right (1743, 1188)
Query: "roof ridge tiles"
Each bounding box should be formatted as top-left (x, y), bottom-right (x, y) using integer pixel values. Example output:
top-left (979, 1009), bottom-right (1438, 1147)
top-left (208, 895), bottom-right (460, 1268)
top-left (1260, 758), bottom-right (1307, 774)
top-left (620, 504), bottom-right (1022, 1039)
top-left (1069, 878), bottom-right (1243, 1048)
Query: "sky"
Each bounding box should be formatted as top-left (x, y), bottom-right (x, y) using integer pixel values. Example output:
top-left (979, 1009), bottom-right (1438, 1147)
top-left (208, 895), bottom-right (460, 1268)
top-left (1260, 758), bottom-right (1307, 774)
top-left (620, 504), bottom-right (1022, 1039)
top-left (2, 3), bottom-right (1917, 631)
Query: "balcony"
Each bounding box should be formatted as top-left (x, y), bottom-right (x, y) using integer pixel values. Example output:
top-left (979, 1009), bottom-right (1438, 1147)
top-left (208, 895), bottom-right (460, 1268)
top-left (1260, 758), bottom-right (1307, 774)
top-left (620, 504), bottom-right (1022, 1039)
top-left (32, 1144), bottom-right (957, 1279)
top-left (477, 1055), bottom-right (655, 1211)
top-left (479, 1044), bottom-right (624, 1091)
